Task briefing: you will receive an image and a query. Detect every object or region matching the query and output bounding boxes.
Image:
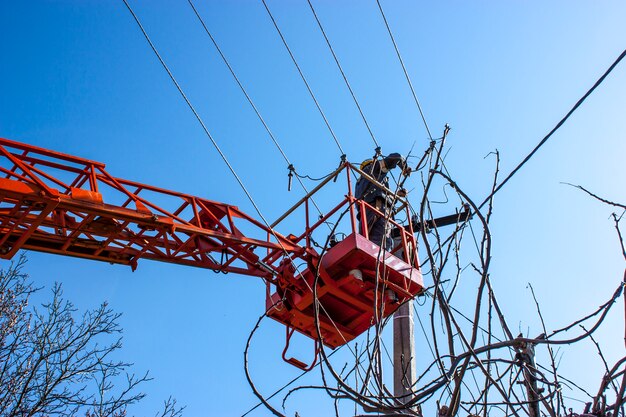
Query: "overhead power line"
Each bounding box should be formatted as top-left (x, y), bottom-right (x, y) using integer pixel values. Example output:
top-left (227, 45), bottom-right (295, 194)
top-left (186, 0), bottom-right (331, 228)
top-left (261, 0), bottom-right (346, 157)
top-left (120, 0), bottom-right (275, 233)
top-left (478, 47), bottom-right (626, 209)
top-left (187, 0), bottom-right (292, 165)
top-left (261, 0), bottom-right (346, 155)
top-left (375, 0), bottom-right (433, 142)
top-left (306, 0), bottom-right (381, 149)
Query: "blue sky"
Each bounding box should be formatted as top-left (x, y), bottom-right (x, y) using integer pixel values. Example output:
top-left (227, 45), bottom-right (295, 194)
top-left (1, 1), bottom-right (626, 416)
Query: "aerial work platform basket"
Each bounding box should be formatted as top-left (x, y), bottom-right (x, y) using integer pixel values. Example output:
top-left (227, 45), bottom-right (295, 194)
top-left (265, 164), bottom-right (423, 365)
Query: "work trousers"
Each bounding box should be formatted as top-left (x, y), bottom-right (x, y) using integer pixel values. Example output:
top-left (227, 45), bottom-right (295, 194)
top-left (359, 197), bottom-right (394, 250)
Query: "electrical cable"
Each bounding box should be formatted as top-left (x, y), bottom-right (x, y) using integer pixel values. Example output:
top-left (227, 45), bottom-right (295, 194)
top-left (188, 0), bottom-right (351, 246)
top-left (306, 0), bottom-right (380, 149)
top-left (187, 0), bottom-right (290, 164)
top-left (121, 0), bottom-right (275, 237)
top-left (240, 343), bottom-right (345, 416)
top-left (186, 0), bottom-right (333, 231)
top-left (375, 0), bottom-right (433, 142)
top-left (260, 0), bottom-right (346, 156)
top-left (478, 47), bottom-right (626, 210)
top-left (294, 170), bottom-right (335, 182)
top-left (414, 54), bottom-right (614, 307)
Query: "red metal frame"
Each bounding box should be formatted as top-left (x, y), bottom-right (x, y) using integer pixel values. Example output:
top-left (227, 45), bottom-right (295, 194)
top-left (0, 138), bottom-right (301, 278)
top-left (0, 138), bottom-right (423, 368)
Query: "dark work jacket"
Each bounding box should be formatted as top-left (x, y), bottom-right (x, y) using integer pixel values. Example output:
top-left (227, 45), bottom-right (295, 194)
top-left (354, 153), bottom-right (403, 206)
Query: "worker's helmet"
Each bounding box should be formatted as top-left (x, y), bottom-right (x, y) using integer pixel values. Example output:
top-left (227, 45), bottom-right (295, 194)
top-left (360, 159), bottom-right (374, 170)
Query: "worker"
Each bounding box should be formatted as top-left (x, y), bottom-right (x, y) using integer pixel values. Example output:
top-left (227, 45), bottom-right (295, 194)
top-left (354, 152), bottom-right (410, 249)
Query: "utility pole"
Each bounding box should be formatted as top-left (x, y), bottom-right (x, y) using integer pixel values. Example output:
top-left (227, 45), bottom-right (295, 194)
top-left (390, 208), bottom-right (471, 413)
top-left (391, 236), bottom-right (418, 411)
top-left (393, 299), bottom-right (417, 406)
top-left (390, 126), bottom-right (457, 412)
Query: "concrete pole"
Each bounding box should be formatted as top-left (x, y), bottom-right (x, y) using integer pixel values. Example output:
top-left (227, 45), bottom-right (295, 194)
top-left (391, 235), bottom-right (417, 410)
top-left (393, 299), bottom-right (417, 404)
